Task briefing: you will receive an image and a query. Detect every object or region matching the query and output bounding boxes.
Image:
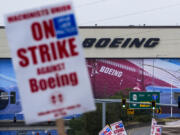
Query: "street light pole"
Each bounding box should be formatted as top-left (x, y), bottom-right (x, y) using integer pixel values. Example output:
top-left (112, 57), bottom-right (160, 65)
top-left (102, 102), bottom-right (106, 128)
top-left (153, 108), bottom-right (155, 118)
top-left (171, 83), bottom-right (173, 117)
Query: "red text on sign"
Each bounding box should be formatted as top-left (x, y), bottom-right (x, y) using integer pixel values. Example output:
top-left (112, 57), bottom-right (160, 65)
top-left (29, 72), bottom-right (78, 93)
top-left (7, 4), bottom-right (71, 23)
top-left (37, 62), bottom-right (65, 75)
top-left (51, 94), bottom-right (63, 104)
top-left (17, 37), bottom-right (78, 67)
top-left (31, 20), bottom-right (55, 41)
top-left (7, 9), bottom-right (49, 23)
top-left (51, 5), bottom-right (71, 14)
top-left (38, 104), bottom-right (81, 117)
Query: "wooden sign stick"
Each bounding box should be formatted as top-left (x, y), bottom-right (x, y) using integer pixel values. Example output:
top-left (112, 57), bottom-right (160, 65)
top-left (56, 119), bottom-right (67, 135)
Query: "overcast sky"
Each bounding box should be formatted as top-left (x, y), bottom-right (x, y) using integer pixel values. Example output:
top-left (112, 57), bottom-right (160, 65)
top-left (1, 0), bottom-right (180, 26)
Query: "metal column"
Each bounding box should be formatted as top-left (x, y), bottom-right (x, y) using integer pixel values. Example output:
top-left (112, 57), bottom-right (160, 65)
top-left (171, 83), bottom-right (173, 117)
top-left (102, 102), bottom-right (106, 128)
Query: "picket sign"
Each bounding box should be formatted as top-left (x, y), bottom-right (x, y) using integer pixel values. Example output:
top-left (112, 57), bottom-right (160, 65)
top-left (150, 118), bottom-right (157, 135)
top-left (153, 125), bottom-right (162, 135)
top-left (4, 1), bottom-right (96, 134)
top-left (99, 125), bottom-right (114, 135)
top-left (150, 118), bottom-right (162, 135)
top-left (110, 121), bottom-right (127, 135)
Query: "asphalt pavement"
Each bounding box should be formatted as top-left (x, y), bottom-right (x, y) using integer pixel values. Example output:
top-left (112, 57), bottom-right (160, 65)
top-left (162, 120), bottom-right (180, 135)
top-left (127, 126), bottom-right (151, 135)
top-left (162, 127), bottom-right (180, 135)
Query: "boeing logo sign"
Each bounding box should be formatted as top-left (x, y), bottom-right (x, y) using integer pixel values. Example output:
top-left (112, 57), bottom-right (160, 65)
top-left (1, 26), bottom-right (180, 58)
top-left (82, 38), bottom-right (160, 48)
